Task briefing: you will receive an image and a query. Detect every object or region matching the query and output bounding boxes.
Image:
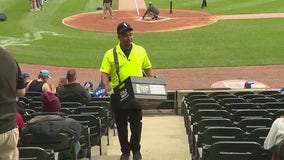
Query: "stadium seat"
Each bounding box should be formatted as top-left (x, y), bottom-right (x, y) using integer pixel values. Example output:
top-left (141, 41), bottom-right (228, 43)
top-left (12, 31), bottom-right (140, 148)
top-left (241, 94), bottom-right (266, 102)
top-left (247, 127), bottom-right (270, 145)
top-left (201, 141), bottom-right (264, 160)
top-left (237, 118), bottom-right (273, 133)
top-left (224, 102), bottom-right (257, 113)
top-left (231, 109), bottom-right (270, 122)
top-left (19, 146), bottom-right (55, 160)
top-left (261, 102), bottom-right (284, 113)
top-left (219, 97), bottom-right (246, 107)
top-left (67, 114), bottom-right (101, 155)
top-left (61, 102), bottom-right (84, 109)
top-left (208, 91), bottom-right (231, 98)
top-left (233, 91), bottom-right (254, 97)
top-left (189, 103), bottom-right (221, 115)
top-left (213, 94), bottom-right (237, 102)
top-left (20, 133), bottom-right (77, 160)
top-left (258, 90), bottom-right (280, 95)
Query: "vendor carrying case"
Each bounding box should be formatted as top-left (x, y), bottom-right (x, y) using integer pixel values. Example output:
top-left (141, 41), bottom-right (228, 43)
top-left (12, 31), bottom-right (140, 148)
top-left (112, 48), bottom-right (167, 109)
top-left (114, 76), bottom-right (167, 109)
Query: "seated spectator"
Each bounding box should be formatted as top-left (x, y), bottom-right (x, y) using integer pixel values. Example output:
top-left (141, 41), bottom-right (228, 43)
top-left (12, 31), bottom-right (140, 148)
top-left (264, 114), bottom-right (284, 150)
top-left (244, 80), bottom-right (255, 89)
top-left (22, 72), bottom-right (31, 87)
top-left (142, 1), bottom-right (159, 20)
top-left (26, 69), bottom-right (53, 93)
top-left (83, 80), bottom-right (94, 95)
top-left (16, 112), bottom-right (25, 135)
top-left (93, 82), bottom-right (106, 98)
top-left (56, 77), bottom-right (68, 93)
top-left (280, 88), bottom-right (284, 94)
top-left (22, 92), bottom-right (82, 154)
top-left (57, 69), bottom-right (91, 105)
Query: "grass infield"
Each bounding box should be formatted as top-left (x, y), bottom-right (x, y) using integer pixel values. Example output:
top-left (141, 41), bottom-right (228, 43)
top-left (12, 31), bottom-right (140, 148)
top-left (0, 0), bottom-right (284, 68)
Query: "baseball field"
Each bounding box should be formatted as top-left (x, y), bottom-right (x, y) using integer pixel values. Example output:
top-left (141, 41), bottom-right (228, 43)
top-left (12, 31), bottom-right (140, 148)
top-left (1, 0), bottom-right (284, 89)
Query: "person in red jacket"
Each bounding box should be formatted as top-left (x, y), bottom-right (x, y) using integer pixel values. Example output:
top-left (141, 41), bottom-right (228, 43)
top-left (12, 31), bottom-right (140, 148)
top-left (15, 112), bottom-right (25, 135)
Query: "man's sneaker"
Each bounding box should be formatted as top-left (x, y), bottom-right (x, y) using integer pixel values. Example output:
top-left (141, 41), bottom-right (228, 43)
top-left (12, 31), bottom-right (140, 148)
top-left (120, 153), bottom-right (130, 160)
top-left (133, 151), bottom-right (142, 160)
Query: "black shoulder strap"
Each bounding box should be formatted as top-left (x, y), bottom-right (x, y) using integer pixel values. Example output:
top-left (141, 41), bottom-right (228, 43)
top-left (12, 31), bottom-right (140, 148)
top-left (113, 48), bottom-right (121, 84)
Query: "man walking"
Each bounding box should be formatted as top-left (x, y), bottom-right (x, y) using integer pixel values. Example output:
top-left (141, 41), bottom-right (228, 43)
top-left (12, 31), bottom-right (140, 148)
top-left (100, 22), bottom-right (153, 160)
top-left (103, 0), bottom-right (114, 19)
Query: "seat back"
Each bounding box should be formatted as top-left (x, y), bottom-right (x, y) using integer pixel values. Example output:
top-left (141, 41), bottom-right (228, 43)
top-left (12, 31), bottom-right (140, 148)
top-left (208, 91), bottom-right (231, 98)
top-left (68, 114), bottom-right (102, 155)
top-left (225, 102), bottom-right (256, 113)
top-left (237, 118), bottom-right (273, 133)
top-left (258, 90), bottom-right (280, 95)
top-left (194, 118), bottom-right (233, 135)
top-left (202, 127), bottom-right (244, 146)
top-left (213, 94), bottom-right (237, 102)
top-left (29, 101), bottom-right (42, 109)
top-left (67, 114), bottom-right (100, 146)
top-left (61, 102), bottom-right (84, 109)
top-left (189, 98), bottom-right (216, 108)
top-left (190, 103), bottom-right (221, 115)
top-left (219, 98), bottom-right (246, 107)
top-left (269, 93), bottom-right (284, 101)
top-left (19, 146), bottom-right (55, 160)
top-left (233, 91), bottom-right (254, 97)
top-left (204, 141), bottom-right (264, 160)
top-left (261, 102), bottom-right (284, 113)
top-left (231, 109), bottom-right (270, 122)
top-left (192, 110), bottom-right (230, 124)
top-left (186, 92), bottom-right (207, 100)
top-left (20, 133), bottom-right (77, 160)
top-left (250, 97), bottom-right (278, 106)
top-left (241, 94), bottom-right (266, 101)
top-left (186, 95), bottom-right (210, 104)
top-left (247, 128), bottom-right (270, 145)
top-left (90, 97), bottom-right (111, 102)
top-left (24, 91), bottom-right (42, 99)
top-left (272, 109), bottom-right (284, 120)
top-left (77, 125), bottom-right (91, 160)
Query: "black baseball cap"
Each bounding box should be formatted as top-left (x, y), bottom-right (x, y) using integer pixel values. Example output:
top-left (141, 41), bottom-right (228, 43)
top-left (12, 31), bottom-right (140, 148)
top-left (117, 22), bottom-right (133, 34)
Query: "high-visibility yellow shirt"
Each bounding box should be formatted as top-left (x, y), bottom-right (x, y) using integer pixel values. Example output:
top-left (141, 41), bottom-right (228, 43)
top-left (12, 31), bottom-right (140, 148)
top-left (100, 43), bottom-right (152, 92)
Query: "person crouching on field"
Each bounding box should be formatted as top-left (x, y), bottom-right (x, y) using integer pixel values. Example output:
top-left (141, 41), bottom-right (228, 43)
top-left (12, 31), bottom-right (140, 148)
top-left (142, 2), bottom-right (159, 20)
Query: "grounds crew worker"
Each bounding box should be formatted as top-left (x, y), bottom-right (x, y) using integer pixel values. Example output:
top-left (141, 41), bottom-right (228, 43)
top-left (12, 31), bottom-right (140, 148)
top-left (142, 1), bottom-right (159, 20)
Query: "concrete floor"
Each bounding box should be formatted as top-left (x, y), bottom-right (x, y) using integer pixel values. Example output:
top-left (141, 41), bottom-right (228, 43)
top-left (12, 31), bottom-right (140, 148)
top-left (86, 111), bottom-right (191, 160)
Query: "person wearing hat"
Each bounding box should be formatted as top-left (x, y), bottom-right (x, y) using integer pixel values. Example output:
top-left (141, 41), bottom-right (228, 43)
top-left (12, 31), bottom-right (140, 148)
top-left (0, 47), bottom-right (26, 160)
top-left (21, 92), bottom-right (82, 154)
top-left (142, 1), bottom-right (159, 20)
top-left (280, 88), bottom-right (284, 95)
top-left (22, 72), bottom-right (31, 87)
top-left (100, 22), bottom-right (153, 160)
top-left (26, 69), bottom-right (53, 93)
top-left (244, 80), bottom-right (255, 89)
top-left (83, 80), bottom-right (94, 95)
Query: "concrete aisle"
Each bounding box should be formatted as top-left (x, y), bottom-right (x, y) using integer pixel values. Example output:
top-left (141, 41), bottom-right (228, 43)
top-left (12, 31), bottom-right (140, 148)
top-left (90, 113), bottom-right (191, 160)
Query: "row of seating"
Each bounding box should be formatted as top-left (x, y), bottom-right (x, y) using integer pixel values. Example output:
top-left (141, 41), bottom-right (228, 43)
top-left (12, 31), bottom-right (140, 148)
top-left (183, 91), bottom-right (282, 160)
top-left (18, 92), bottom-right (113, 160)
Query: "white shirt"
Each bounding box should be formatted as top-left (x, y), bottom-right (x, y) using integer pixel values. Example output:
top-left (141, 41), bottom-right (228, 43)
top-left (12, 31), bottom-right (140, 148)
top-left (264, 117), bottom-right (284, 149)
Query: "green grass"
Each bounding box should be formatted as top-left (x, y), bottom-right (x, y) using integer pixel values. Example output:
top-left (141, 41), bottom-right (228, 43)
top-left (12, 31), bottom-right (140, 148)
top-left (1, 0), bottom-right (284, 68)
